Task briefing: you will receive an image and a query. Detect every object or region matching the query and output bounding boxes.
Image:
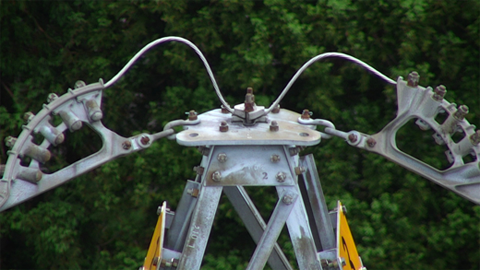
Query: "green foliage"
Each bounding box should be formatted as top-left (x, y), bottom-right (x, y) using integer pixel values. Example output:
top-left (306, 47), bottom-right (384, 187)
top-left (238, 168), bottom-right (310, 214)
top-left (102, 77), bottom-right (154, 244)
top-left (1, 0), bottom-right (479, 269)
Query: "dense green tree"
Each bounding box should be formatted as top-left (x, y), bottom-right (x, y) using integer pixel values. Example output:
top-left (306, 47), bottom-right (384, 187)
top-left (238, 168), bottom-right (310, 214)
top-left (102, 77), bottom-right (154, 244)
top-left (1, 1), bottom-right (479, 269)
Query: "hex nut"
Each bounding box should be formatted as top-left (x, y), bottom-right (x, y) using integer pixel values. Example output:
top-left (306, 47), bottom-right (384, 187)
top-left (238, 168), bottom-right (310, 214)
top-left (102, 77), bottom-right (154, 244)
top-left (217, 153), bottom-right (228, 163)
top-left (301, 109), bottom-right (311, 120)
top-left (272, 105), bottom-right (280, 113)
top-left (433, 85), bottom-right (446, 101)
top-left (221, 105), bottom-right (230, 114)
top-left (270, 154), bottom-right (281, 163)
top-left (219, 121), bottom-right (229, 132)
top-left (270, 121), bottom-right (279, 132)
top-left (454, 105), bottom-right (469, 121)
top-left (122, 140), bottom-right (132, 150)
top-left (212, 171), bottom-right (222, 182)
top-left (276, 172), bottom-right (287, 182)
top-left (140, 135), bottom-right (150, 145)
top-left (294, 166), bottom-right (306, 175)
top-left (282, 194), bottom-right (294, 205)
top-left (188, 110), bottom-right (198, 121)
top-left (470, 130), bottom-right (480, 145)
top-left (407, 71), bottom-right (419, 87)
top-left (348, 133), bottom-right (358, 143)
top-left (367, 137), bottom-right (376, 148)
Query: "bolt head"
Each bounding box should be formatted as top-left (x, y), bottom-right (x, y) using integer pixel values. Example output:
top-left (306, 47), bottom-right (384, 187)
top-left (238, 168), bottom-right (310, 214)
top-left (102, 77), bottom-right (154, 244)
top-left (188, 110), bottom-right (198, 121)
top-left (295, 166), bottom-right (306, 175)
top-left (140, 136), bottom-right (150, 145)
top-left (270, 121), bottom-right (279, 132)
top-left (5, 136), bottom-right (17, 148)
top-left (470, 130), bottom-right (480, 145)
top-left (454, 105), bottom-right (469, 120)
top-left (47, 93), bottom-right (58, 103)
top-left (271, 105), bottom-right (280, 113)
top-left (212, 171), bottom-right (222, 182)
top-left (217, 153), bottom-right (228, 163)
top-left (75, 80), bottom-right (86, 89)
top-left (407, 71), bottom-right (419, 87)
top-left (301, 109), bottom-right (311, 120)
top-left (270, 154), bottom-right (281, 163)
top-left (219, 121), bottom-right (229, 132)
top-left (367, 137), bottom-right (376, 148)
top-left (276, 172), bottom-right (287, 182)
top-left (221, 105), bottom-right (230, 114)
top-left (122, 140), bottom-right (132, 150)
top-left (23, 112), bottom-right (35, 123)
top-left (348, 133), bottom-right (358, 143)
top-left (282, 194), bottom-right (294, 205)
top-left (433, 85), bottom-right (446, 101)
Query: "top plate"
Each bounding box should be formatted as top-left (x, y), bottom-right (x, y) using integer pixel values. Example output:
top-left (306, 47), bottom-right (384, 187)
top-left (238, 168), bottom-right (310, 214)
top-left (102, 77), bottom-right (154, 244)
top-left (176, 108), bottom-right (321, 146)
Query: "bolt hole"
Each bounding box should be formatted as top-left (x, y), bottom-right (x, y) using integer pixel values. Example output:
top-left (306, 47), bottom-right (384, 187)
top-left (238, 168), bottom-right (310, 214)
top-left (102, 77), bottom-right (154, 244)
top-left (299, 132), bottom-right (309, 137)
top-left (189, 133), bottom-right (199, 137)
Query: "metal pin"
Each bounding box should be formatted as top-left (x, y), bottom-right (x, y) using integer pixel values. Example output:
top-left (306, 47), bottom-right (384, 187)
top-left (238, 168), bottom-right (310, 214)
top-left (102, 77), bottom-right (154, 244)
top-left (39, 123), bottom-right (64, 146)
top-left (17, 167), bottom-right (43, 183)
top-left (85, 99), bottom-right (103, 122)
top-left (59, 111), bottom-right (83, 131)
top-left (23, 142), bottom-right (51, 163)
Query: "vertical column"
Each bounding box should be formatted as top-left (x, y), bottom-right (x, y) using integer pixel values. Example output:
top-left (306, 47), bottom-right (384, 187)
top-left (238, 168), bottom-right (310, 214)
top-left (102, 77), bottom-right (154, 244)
top-left (176, 185), bottom-right (223, 270)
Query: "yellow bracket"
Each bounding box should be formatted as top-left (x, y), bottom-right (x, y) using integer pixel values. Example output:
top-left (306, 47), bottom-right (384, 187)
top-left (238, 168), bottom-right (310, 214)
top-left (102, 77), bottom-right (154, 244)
top-left (142, 201), bottom-right (167, 270)
top-left (337, 201), bottom-right (366, 270)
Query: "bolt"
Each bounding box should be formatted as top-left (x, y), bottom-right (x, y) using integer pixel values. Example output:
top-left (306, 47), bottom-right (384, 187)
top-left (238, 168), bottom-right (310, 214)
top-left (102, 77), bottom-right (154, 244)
top-left (272, 104), bottom-right (280, 113)
top-left (367, 137), bottom-right (376, 148)
top-left (221, 105), bottom-right (230, 114)
top-left (219, 121), bottom-right (229, 132)
top-left (282, 194), bottom-right (294, 205)
top-left (276, 172), bottom-right (287, 182)
top-left (212, 171), bottom-right (222, 182)
top-left (140, 135), bottom-right (150, 145)
top-left (270, 121), bottom-right (279, 132)
top-left (75, 80), bottom-right (86, 89)
top-left (188, 110), bottom-right (198, 121)
top-left (152, 257), bottom-right (159, 266)
top-left (339, 257), bottom-right (346, 266)
top-left (5, 136), bottom-right (17, 148)
top-left (270, 154), bottom-right (281, 163)
top-left (193, 166), bottom-right (205, 175)
top-left (295, 166), bottom-right (306, 175)
top-left (47, 93), bottom-right (58, 103)
top-left (470, 130), bottom-right (480, 145)
top-left (433, 85), bottom-right (446, 101)
top-left (122, 140), bottom-right (132, 150)
top-left (187, 188), bottom-right (199, 197)
top-left (301, 109), bottom-right (311, 120)
top-left (454, 105), bottom-right (469, 121)
top-left (407, 71), bottom-right (419, 87)
top-left (348, 133), bottom-right (358, 143)
top-left (244, 87), bottom-right (255, 112)
top-left (217, 153), bottom-right (227, 163)
top-left (23, 112), bottom-right (35, 123)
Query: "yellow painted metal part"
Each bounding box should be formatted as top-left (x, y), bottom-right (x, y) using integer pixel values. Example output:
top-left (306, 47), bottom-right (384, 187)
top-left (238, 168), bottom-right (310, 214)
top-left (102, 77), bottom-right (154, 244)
top-left (336, 201), bottom-right (364, 270)
top-left (142, 201), bottom-right (167, 270)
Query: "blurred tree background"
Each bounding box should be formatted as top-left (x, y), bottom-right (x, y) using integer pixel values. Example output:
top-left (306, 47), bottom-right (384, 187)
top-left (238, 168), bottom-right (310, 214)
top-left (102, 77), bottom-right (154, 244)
top-left (1, 0), bottom-right (479, 269)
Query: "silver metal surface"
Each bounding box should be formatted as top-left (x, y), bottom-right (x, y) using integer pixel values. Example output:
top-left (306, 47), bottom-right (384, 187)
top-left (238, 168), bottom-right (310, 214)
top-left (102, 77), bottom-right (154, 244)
top-left (204, 145), bottom-right (296, 186)
top-left (246, 188), bottom-right (298, 270)
top-left (300, 154), bottom-right (336, 251)
top-left (363, 77), bottom-right (480, 204)
top-left (278, 186), bottom-right (323, 270)
top-left (223, 186), bottom-right (294, 270)
top-left (176, 108), bottom-right (321, 146)
top-left (177, 186), bottom-right (223, 270)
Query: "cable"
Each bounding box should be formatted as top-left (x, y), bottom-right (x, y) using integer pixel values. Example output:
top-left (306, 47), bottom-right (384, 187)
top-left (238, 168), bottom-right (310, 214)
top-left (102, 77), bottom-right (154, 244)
top-left (266, 52), bottom-right (397, 114)
top-left (104, 36), bottom-right (233, 113)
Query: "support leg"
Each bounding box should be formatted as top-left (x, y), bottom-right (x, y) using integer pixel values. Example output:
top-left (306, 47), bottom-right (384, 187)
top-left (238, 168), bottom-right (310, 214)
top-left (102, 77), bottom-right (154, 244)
top-left (223, 186), bottom-right (294, 270)
top-left (176, 185), bottom-right (223, 270)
